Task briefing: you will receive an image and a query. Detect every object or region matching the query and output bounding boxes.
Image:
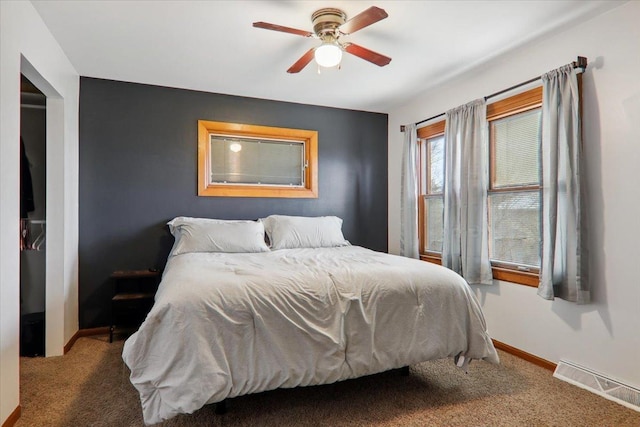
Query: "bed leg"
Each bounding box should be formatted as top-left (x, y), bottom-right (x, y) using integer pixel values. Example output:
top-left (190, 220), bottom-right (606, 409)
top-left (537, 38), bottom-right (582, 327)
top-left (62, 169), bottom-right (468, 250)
top-left (215, 399), bottom-right (227, 415)
top-left (400, 366), bottom-right (410, 376)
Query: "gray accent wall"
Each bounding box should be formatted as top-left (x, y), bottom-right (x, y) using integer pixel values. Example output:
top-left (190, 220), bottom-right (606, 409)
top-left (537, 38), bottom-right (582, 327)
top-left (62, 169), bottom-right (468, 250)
top-left (79, 77), bottom-right (388, 328)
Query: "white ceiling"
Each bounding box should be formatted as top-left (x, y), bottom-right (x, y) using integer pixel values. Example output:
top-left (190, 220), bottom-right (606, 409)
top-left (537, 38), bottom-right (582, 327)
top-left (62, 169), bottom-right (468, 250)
top-left (32, 0), bottom-right (624, 113)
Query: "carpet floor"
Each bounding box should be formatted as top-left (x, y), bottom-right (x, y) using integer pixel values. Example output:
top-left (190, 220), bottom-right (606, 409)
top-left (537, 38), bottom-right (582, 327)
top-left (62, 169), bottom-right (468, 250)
top-left (16, 335), bottom-right (640, 426)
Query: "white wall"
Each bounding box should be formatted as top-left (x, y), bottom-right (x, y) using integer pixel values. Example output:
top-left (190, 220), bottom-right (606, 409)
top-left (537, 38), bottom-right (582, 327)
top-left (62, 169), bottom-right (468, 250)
top-left (0, 1), bottom-right (79, 424)
top-left (388, 1), bottom-right (640, 390)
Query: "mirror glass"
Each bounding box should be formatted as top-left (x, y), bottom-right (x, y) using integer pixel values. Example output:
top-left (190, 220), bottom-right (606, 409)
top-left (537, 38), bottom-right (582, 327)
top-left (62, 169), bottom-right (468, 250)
top-left (209, 136), bottom-right (305, 187)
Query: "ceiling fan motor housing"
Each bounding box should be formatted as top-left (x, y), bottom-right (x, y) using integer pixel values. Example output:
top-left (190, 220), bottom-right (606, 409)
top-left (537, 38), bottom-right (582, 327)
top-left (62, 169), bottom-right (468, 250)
top-left (312, 8), bottom-right (346, 40)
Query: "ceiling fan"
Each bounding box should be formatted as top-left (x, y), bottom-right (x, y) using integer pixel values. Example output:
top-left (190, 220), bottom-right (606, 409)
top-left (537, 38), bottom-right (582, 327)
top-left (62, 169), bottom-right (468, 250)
top-left (253, 6), bottom-right (391, 73)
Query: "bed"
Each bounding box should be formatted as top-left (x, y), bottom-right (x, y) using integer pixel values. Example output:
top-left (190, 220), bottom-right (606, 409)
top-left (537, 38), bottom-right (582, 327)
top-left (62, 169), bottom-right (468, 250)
top-left (122, 215), bottom-right (499, 425)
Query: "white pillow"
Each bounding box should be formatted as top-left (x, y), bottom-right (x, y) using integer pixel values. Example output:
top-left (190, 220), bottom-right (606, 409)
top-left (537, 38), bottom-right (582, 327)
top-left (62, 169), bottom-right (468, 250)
top-left (167, 217), bottom-right (269, 255)
top-left (261, 215), bottom-right (350, 250)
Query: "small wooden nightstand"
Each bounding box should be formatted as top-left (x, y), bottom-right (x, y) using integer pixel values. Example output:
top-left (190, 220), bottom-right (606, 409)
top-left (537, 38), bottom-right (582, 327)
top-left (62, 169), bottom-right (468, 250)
top-left (109, 269), bottom-right (160, 343)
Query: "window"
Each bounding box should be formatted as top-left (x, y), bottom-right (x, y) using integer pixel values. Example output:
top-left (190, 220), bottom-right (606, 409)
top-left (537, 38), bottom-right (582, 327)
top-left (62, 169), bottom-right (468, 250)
top-left (198, 120), bottom-right (318, 198)
top-left (417, 87), bottom-right (544, 285)
top-left (487, 87), bottom-right (542, 286)
top-left (418, 121), bottom-right (445, 264)
top-left (488, 109), bottom-right (541, 267)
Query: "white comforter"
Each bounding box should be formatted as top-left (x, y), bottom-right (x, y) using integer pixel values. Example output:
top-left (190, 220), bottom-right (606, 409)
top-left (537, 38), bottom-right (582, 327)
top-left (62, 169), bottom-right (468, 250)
top-left (123, 246), bottom-right (499, 424)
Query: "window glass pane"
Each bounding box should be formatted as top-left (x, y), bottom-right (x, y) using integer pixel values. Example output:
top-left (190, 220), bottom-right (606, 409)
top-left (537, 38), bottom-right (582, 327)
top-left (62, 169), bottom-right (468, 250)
top-left (424, 195), bottom-right (443, 252)
top-left (489, 191), bottom-right (540, 267)
top-left (419, 139), bottom-right (427, 192)
top-left (210, 136), bottom-right (304, 186)
top-left (492, 109), bottom-right (541, 187)
top-left (429, 135), bottom-right (444, 193)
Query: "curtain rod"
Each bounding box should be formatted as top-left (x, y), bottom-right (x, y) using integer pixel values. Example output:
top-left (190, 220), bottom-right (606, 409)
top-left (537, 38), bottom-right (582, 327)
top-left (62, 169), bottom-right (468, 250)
top-left (400, 56), bottom-right (587, 132)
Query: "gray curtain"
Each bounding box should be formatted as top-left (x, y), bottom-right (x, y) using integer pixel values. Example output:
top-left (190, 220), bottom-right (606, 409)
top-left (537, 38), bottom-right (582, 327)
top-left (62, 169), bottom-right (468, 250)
top-left (400, 123), bottom-right (419, 258)
top-left (538, 64), bottom-right (589, 303)
top-left (442, 99), bottom-right (493, 285)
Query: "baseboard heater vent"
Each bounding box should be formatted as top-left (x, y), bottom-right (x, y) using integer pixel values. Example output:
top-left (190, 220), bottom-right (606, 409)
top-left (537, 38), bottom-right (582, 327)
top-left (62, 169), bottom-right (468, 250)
top-left (554, 360), bottom-right (640, 412)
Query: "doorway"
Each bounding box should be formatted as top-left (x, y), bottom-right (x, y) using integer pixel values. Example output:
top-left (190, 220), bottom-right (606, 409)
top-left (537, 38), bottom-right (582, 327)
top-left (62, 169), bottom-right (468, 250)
top-left (20, 74), bottom-right (47, 357)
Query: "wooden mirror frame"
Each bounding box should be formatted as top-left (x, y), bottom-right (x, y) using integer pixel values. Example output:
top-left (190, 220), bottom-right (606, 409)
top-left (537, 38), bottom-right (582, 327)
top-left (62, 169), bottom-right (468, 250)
top-left (197, 120), bottom-right (318, 198)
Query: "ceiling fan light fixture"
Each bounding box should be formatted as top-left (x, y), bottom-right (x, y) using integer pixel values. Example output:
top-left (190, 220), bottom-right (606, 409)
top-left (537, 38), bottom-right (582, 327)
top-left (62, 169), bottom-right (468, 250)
top-left (254, 6), bottom-right (391, 73)
top-left (314, 42), bottom-right (342, 68)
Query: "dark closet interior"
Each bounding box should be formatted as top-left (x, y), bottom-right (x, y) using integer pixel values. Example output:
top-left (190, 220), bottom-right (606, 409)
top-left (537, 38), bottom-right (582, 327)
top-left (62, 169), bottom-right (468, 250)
top-left (20, 74), bottom-right (46, 357)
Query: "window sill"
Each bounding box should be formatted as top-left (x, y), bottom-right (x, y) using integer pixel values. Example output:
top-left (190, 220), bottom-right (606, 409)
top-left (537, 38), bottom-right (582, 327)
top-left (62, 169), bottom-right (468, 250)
top-left (419, 254), bottom-right (539, 287)
top-left (420, 254), bottom-right (442, 265)
top-left (491, 266), bottom-right (538, 287)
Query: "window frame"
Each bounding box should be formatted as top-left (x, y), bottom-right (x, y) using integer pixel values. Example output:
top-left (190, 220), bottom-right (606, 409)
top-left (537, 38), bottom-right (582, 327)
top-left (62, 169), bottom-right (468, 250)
top-left (486, 87), bottom-right (543, 287)
top-left (417, 121), bottom-right (445, 265)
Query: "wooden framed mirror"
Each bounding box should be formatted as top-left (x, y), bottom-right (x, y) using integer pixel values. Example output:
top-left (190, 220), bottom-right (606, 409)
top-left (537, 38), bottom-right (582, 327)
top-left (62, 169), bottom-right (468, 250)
top-left (197, 120), bottom-right (318, 198)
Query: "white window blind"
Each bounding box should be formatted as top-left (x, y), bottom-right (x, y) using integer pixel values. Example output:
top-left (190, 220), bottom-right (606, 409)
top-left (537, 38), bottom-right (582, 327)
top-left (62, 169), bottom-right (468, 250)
top-left (489, 109), bottom-right (542, 268)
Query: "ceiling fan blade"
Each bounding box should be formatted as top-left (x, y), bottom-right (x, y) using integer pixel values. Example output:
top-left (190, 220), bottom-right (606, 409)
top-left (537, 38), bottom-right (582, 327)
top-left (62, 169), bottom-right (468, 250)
top-left (287, 48), bottom-right (316, 73)
top-left (253, 22), bottom-right (313, 37)
top-left (344, 43), bottom-right (391, 67)
top-left (339, 6), bottom-right (388, 35)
